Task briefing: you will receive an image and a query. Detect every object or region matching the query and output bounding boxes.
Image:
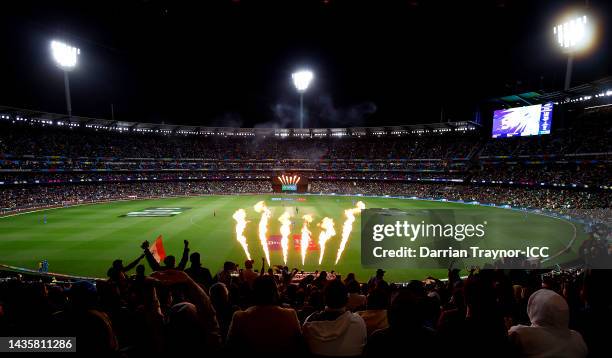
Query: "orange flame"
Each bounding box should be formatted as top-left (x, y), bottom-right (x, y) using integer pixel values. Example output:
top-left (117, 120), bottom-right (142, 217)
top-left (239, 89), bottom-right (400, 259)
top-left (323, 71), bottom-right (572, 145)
top-left (318, 217), bottom-right (336, 265)
top-left (335, 201), bottom-right (365, 264)
top-left (232, 209), bottom-right (251, 261)
top-left (278, 211), bottom-right (292, 265)
top-left (300, 214), bottom-right (313, 265)
top-left (254, 201), bottom-right (272, 266)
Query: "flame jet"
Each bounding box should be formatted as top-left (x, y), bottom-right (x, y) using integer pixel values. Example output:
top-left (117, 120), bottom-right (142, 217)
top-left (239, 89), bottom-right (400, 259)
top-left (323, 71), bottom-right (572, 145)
top-left (278, 211), bottom-right (292, 265)
top-left (232, 209), bottom-right (251, 261)
top-left (300, 214), bottom-right (313, 265)
top-left (254, 201), bottom-right (272, 266)
top-left (335, 201), bottom-right (366, 264)
top-left (318, 217), bottom-right (336, 265)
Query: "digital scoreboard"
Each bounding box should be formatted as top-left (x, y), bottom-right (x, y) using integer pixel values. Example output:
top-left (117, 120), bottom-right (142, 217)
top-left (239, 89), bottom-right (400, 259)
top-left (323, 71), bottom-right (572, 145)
top-left (492, 103), bottom-right (553, 138)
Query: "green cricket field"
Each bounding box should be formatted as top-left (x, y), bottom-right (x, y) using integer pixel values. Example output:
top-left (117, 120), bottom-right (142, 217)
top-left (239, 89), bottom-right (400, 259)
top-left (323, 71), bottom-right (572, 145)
top-left (0, 194), bottom-right (584, 282)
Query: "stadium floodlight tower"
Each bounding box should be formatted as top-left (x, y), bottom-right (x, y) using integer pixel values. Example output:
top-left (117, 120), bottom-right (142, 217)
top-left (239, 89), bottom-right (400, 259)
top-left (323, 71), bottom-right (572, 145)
top-left (292, 70), bottom-right (314, 128)
top-left (553, 15), bottom-right (591, 90)
top-left (51, 40), bottom-right (80, 118)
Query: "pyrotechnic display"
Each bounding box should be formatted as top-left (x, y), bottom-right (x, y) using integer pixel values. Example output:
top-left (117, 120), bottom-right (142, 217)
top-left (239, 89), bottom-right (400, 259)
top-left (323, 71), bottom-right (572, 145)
top-left (232, 202), bottom-right (363, 267)
top-left (278, 211), bottom-right (293, 264)
top-left (317, 217), bottom-right (336, 265)
top-left (232, 209), bottom-right (251, 261)
top-left (335, 201), bottom-right (365, 264)
top-left (253, 201), bottom-right (272, 266)
top-left (301, 214), bottom-right (314, 265)
top-left (278, 174), bottom-right (301, 185)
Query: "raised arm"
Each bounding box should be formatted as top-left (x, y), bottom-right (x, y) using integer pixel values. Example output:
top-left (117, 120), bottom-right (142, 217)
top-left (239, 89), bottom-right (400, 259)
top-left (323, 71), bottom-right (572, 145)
top-left (177, 240), bottom-right (190, 271)
top-left (141, 240), bottom-right (162, 271)
top-left (123, 253), bottom-right (145, 272)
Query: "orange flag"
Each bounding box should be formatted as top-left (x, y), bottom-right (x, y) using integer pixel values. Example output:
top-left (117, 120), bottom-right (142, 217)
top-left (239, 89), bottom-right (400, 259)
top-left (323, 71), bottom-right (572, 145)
top-left (149, 235), bottom-right (167, 263)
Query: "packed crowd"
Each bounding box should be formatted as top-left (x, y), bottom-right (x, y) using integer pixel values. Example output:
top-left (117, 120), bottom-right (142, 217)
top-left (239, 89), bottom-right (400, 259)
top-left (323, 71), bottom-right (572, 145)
top-left (1, 244), bottom-right (610, 357)
top-left (0, 181), bottom-right (272, 211)
top-left (0, 171), bottom-right (468, 187)
top-left (472, 164), bottom-right (609, 187)
top-left (2, 114), bottom-right (610, 190)
top-left (2, 180), bottom-right (609, 220)
top-left (0, 158), bottom-right (449, 172)
top-left (0, 121), bottom-right (479, 160)
top-left (308, 181), bottom-right (610, 210)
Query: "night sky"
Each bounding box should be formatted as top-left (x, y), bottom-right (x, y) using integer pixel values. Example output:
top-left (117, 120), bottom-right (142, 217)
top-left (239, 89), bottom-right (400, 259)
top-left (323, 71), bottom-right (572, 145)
top-left (1, 0), bottom-right (610, 128)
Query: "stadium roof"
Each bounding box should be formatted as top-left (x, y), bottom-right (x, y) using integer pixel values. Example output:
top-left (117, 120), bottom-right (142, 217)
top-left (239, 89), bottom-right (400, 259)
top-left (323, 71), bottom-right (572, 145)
top-left (0, 105), bottom-right (479, 137)
top-left (489, 76), bottom-right (612, 107)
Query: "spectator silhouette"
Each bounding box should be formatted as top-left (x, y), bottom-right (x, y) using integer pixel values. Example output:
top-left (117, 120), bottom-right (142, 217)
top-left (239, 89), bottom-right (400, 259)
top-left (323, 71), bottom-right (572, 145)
top-left (346, 280), bottom-right (366, 312)
top-left (365, 290), bottom-right (437, 357)
top-left (107, 254), bottom-right (144, 280)
top-left (303, 280), bottom-right (367, 357)
top-left (226, 275), bottom-right (303, 354)
top-left (209, 282), bottom-right (237, 341)
top-left (51, 281), bottom-right (119, 355)
top-left (437, 273), bottom-right (510, 357)
top-left (358, 288), bottom-right (389, 336)
top-left (239, 259), bottom-right (258, 289)
top-left (142, 240), bottom-right (189, 271)
top-left (509, 289), bottom-right (587, 358)
top-left (184, 252), bottom-right (213, 289)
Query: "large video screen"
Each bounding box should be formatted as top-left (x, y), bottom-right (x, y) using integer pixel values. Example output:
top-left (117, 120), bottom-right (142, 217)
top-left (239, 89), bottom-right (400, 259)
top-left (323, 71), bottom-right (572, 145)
top-left (492, 103), bottom-right (553, 138)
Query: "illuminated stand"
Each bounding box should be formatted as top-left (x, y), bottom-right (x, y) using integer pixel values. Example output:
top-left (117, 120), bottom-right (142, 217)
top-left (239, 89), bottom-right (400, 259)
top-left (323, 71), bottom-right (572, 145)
top-left (51, 40), bottom-right (80, 118)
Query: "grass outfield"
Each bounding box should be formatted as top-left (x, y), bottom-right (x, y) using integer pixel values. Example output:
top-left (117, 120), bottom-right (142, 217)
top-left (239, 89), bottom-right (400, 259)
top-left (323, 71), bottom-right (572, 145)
top-left (0, 194), bottom-right (585, 282)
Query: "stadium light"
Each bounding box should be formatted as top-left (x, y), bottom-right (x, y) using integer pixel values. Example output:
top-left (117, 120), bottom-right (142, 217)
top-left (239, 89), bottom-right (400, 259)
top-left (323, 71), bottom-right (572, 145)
top-left (292, 70), bottom-right (314, 128)
top-left (51, 40), bottom-right (80, 118)
top-left (553, 15), bottom-right (592, 90)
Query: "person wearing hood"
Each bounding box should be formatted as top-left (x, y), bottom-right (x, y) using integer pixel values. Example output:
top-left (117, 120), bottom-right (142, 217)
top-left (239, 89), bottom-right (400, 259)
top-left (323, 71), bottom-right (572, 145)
top-left (509, 289), bottom-right (587, 358)
top-left (303, 279), bottom-right (367, 357)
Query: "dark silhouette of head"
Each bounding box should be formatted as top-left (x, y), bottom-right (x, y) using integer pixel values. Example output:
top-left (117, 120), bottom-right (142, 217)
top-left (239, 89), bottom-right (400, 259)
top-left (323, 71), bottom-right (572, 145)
top-left (166, 302), bottom-right (204, 353)
top-left (69, 280), bottom-right (98, 310)
top-left (388, 290), bottom-right (424, 330)
top-left (324, 280), bottom-right (348, 309)
top-left (464, 275), bottom-right (496, 316)
top-left (209, 282), bottom-right (229, 307)
top-left (112, 259), bottom-right (123, 271)
top-left (347, 280), bottom-right (361, 294)
top-left (367, 288), bottom-right (390, 310)
top-left (223, 261), bottom-right (235, 271)
top-left (164, 255), bottom-right (176, 268)
top-left (252, 275), bottom-right (279, 305)
top-left (190, 252), bottom-right (201, 266)
top-left (136, 264), bottom-right (145, 277)
top-left (406, 280), bottom-right (425, 298)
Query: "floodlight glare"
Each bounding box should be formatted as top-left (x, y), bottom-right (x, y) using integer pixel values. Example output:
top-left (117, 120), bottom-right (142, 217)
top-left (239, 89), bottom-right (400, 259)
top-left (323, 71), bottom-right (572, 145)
top-left (553, 15), bottom-right (589, 51)
top-left (292, 70), bottom-right (314, 92)
top-left (51, 40), bottom-right (80, 69)
top-left (50, 40), bottom-right (80, 118)
top-left (552, 14), bottom-right (594, 90)
top-left (291, 70), bottom-right (314, 129)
